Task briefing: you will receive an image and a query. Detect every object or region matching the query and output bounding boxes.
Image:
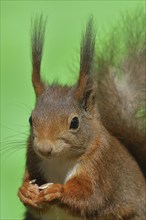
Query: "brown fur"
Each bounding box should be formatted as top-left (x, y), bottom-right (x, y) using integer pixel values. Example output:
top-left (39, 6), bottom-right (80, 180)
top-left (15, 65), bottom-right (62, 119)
top-left (96, 43), bottom-right (146, 177)
top-left (95, 10), bottom-right (146, 176)
top-left (18, 15), bottom-right (146, 220)
top-left (31, 15), bottom-right (46, 96)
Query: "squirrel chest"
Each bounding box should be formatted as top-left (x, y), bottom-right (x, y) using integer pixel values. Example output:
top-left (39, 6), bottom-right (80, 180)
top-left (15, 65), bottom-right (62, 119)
top-left (39, 158), bottom-right (81, 220)
top-left (39, 157), bottom-right (79, 184)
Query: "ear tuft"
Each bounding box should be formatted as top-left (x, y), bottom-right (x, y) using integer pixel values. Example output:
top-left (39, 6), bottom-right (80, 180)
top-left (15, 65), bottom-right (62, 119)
top-left (75, 17), bottom-right (96, 111)
top-left (31, 15), bottom-right (47, 96)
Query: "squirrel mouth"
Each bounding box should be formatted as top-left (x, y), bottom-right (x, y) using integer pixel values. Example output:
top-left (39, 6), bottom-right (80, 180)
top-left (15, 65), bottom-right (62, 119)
top-left (34, 148), bottom-right (62, 159)
top-left (33, 145), bottom-right (53, 159)
top-left (39, 151), bottom-right (52, 159)
top-left (39, 150), bottom-right (53, 159)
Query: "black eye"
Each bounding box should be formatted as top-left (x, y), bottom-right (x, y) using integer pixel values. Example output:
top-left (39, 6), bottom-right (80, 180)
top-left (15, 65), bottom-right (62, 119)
top-left (29, 116), bottom-right (32, 126)
top-left (70, 117), bottom-right (79, 130)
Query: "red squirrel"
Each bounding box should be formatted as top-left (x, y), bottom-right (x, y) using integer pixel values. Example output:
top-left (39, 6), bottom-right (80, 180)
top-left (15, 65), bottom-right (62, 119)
top-left (18, 14), bottom-right (146, 220)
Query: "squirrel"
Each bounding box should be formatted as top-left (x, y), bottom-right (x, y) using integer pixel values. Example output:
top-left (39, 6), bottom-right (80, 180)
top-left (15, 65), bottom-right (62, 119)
top-left (18, 12), bottom-right (146, 220)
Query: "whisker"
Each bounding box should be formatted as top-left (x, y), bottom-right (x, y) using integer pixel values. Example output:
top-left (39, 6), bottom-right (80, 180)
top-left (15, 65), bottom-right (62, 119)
top-left (0, 140), bottom-right (27, 154)
top-left (1, 145), bottom-right (26, 155)
top-left (1, 144), bottom-right (26, 151)
top-left (1, 144), bottom-right (26, 153)
top-left (1, 140), bottom-right (27, 146)
top-left (1, 147), bottom-right (26, 163)
top-left (1, 124), bottom-right (29, 136)
top-left (1, 144), bottom-right (26, 150)
top-left (5, 101), bottom-right (32, 114)
top-left (1, 139), bottom-right (27, 146)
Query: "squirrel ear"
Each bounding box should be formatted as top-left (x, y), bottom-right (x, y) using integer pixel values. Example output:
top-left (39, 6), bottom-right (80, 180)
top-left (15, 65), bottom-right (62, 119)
top-left (31, 15), bottom-right (47, 96)
top-left (74, 17), bottom-right (96, 112)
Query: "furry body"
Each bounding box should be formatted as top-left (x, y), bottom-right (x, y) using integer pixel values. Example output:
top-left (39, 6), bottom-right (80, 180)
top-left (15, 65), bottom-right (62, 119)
top-left (18, 11), bottom-right (146, 220)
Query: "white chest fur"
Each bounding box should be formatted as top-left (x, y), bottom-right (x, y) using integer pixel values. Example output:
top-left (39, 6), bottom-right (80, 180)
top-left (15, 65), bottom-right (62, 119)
top-left (38, 158), bottom-right (82, 220)
top-left (39, 157), bottom-right (78, 184)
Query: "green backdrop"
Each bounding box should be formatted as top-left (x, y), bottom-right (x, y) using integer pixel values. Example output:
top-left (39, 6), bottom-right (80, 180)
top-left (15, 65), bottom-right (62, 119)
top-left (1, 1), bottom-right (144, 219)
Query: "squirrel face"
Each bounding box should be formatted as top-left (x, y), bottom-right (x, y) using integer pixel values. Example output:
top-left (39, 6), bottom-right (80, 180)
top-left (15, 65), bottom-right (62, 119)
top-left (30, 17), bottom-right (96, 160)
top-left (29, 85), bottom-right (96, 159)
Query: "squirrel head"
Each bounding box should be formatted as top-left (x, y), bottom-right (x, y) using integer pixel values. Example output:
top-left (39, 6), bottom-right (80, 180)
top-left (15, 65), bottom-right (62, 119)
top-left (30, 16), bottom-right (98, 159)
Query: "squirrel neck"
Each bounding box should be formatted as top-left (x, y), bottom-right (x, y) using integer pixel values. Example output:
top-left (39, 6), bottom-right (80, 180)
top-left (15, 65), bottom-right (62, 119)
top-left (38, 156), bottom-right (79, 184)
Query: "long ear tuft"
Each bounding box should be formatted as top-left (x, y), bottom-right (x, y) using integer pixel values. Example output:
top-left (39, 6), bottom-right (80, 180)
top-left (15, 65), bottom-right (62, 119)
top-left (31, 15), bottom-right (47, 96)
top-left (75, 17), bottom-right (96, 112)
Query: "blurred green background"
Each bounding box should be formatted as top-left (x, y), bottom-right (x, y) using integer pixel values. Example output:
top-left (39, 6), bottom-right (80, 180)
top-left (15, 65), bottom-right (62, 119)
top-left (1, 1), bottom-right (144, 219)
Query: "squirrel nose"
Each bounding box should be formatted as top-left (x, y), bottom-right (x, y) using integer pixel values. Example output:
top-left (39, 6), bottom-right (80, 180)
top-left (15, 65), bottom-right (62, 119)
top-left (38, 147), bottom-right (52, 156)
top-left (37, 141), bottom-right (53, 156)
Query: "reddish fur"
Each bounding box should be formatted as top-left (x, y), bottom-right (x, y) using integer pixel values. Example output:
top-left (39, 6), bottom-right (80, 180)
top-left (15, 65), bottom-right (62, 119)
top-left (18, 125), bottom-right (146, 219)
top-left (18, 15), bottom-right (146, 220)
top-left (32, 68), bottom-right (45, 96)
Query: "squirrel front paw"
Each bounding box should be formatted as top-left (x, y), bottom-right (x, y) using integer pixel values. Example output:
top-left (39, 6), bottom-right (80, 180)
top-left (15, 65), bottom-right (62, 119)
top-left (17, 181), bottom-right (40, 208)
top-left (18, 181), bottom-right (63, 212)
top-left (37, 183), bottom-right (63, 204)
